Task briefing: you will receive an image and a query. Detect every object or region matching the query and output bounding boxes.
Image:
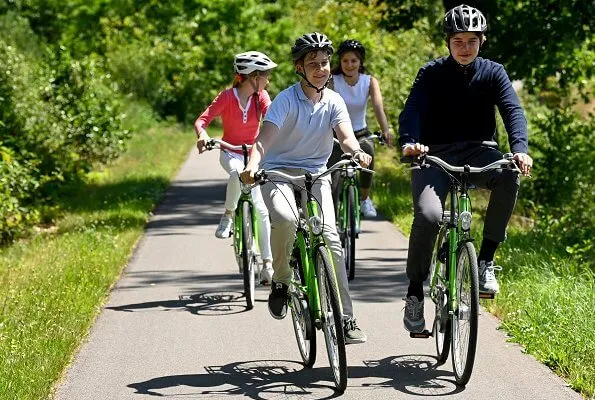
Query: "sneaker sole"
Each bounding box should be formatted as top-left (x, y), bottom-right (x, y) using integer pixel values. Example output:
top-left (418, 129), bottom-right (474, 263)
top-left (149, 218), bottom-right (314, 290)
top-left (404, 320), bottom-right (426, 333)
top-left (479, 287), bottom-right (499, 294)
top-left (345, 337), bottom-right (367, 344)
top-left (268, 307), bottom-right (287, 320)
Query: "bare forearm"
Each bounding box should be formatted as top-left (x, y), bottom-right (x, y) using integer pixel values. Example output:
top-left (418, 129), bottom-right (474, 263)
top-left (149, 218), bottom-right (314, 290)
top-left (335, 121), bottom-right (362, 153)
top-left (246, 122), bottom-right (278, 169)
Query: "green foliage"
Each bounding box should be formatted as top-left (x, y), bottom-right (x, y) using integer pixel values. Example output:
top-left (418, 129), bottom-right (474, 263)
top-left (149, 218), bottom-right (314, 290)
top-left (367, 0), bottom-right (444, 39)
top-left (0, 14), bottom-right (128, 241)
top-left (483, 0), bottom-right (594, 94)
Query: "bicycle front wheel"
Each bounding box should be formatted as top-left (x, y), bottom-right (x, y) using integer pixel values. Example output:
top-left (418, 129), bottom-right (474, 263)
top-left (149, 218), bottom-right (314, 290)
top-left (315, 245), bottom-right (347, 392)
top-left (241, 201), bottom-right (256, 310)
top-left (290, 248), bottom-right (316, 367)
top-left (451, 241), bottom-right (479, 385)
top-left (432, 227), bottom-right (450, 364)
top-left (345, 185), bottom-right (357, 281)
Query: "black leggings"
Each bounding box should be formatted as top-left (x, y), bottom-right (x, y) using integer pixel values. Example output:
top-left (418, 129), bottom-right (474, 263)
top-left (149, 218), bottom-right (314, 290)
top-left (327, 130), bottom-right (376, 201)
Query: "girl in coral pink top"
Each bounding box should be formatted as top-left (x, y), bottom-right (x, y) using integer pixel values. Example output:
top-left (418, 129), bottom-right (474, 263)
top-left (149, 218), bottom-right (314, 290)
top-left (195, 51), bottom-right (277, 284)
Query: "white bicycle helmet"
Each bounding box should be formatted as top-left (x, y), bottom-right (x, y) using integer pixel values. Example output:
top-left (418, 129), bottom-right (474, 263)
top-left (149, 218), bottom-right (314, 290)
top-left (233, 51), bottom-right (277, 75)
top-left (443, 4), bottom-right (487, 33)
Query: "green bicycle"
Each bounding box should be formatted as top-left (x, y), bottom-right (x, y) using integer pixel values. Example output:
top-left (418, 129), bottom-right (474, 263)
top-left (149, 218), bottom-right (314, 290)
top-left (402, 151), bottom-right (519, 385)
top-left (333, 132), bottom-right (383, 281)
top-left (255, 159), bottom-right (355, 392)
top-left (206, 138), bottom-right (259, 310)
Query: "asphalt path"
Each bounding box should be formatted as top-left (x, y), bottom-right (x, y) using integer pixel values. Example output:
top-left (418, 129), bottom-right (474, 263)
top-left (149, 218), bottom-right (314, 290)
top-left (55, 148), bottom-right (579, 399)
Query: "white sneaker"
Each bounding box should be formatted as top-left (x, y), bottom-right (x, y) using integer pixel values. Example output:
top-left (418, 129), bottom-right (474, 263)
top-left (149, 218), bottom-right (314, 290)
top-left (478, 260), bottom-right (502, 293)
top-left (360, 197), bottom-right (377, 218)
top-left (260, 260), bottom-right (273, 285)
top-left (215, 214), bottom-right (233, 238)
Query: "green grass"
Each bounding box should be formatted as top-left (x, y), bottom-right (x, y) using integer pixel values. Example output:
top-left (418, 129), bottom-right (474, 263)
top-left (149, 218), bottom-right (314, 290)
top-left (372, 146), bottom-right (595, 398)
top-left (0, 120), bottom-right (196, 399)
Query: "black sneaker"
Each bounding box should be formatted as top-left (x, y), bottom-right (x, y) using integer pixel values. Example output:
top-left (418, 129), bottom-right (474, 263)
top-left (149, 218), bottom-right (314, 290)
top-left (268, 281), bottom-right (288, 320)
top-left (343, 318), bottom-right (367, 344)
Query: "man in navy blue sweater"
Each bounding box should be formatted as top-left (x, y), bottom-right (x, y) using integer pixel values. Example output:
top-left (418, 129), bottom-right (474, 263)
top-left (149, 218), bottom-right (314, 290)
top-left (398, 4), bottom-right (533, 333)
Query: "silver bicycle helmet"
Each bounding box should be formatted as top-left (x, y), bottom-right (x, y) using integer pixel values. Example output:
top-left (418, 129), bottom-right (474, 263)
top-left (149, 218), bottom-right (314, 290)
top-left (291, 32), bottom-right (334, 62)
top-left (443, 4), bottom-right (487, 33)
top-left (233, 51), bottom-right (278, 75)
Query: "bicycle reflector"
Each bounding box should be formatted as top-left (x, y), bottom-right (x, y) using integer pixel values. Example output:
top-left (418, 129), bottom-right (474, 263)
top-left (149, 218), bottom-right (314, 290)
top-left (309, 216), bottom-right (324, 235)
top-left (460, 211), bottom-right (472, 231)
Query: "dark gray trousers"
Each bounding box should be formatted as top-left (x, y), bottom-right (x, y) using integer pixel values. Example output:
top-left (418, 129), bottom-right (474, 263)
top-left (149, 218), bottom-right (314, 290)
top-left (406, 143), bottom-right (520, 282)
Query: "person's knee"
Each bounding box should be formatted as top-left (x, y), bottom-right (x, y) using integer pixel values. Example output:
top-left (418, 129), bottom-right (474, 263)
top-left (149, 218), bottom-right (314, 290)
top-left (414, 206), bottom-right (442, 228)
top-left (272, 213), bottom-right (296, 232)
top-left (488, 169), bottom-right (520, 191)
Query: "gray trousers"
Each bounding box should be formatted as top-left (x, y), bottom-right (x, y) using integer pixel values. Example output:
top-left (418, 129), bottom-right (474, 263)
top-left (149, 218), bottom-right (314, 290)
top-left (407, 144), bottom-right (520, 282)
top-left (261, 168), bottom-right (354, 318)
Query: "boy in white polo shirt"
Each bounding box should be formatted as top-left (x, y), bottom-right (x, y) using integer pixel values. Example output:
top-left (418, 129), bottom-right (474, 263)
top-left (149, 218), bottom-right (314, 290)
top-left (241, 32), bottom-right (371, 343)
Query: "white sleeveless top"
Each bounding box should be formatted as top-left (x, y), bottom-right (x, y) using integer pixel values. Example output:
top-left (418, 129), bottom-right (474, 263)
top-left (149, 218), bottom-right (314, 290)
top-left (332, 73), bottom-right (371, 131)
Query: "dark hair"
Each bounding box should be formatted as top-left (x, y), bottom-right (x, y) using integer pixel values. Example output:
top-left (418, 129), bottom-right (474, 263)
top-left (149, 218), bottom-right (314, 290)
top-left (331, 40), bottom-right (368, 75)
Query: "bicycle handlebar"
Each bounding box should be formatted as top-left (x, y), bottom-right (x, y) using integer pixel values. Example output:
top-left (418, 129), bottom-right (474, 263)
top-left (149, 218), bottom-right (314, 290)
top-left (255, 158), bottom-right (374, 184)
top-left (205, 138), bottom-right (253, 152)
top-left (333, 131), bottom-right (386, 146)
top-left (400, 152), bottom-right (521, 174)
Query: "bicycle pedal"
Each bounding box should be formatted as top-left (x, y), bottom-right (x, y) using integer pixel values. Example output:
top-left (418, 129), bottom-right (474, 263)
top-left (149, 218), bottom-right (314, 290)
top-left (479, 292), bottom-right (496, 299)
top-left (409, 330), bottom-right (432, 339)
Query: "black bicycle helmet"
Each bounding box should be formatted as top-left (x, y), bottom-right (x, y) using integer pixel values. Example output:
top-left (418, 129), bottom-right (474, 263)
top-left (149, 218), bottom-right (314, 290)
top-left (291, 32), bottom-right (334, 62)
top-left (337, 39), bottom-right (366, 61)
top-left (443, 4), bottom-right (487, 34)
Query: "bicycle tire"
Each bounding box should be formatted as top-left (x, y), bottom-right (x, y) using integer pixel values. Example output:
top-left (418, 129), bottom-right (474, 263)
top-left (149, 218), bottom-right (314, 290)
top-left (432, 228), bottom-right (451, 364)
top-left (290, 247), bottom-right (316, 367)
top-left (345, 185), bottom-right (356, 281)
top-left (315, 245), bottom-right (347, 392)
top-left (241, 201), bottom-right (256, 310)
top-left (451, 241), bottom-right (479, 385)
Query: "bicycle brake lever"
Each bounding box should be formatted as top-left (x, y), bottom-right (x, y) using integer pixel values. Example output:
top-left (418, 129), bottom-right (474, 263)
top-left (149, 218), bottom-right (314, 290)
top-left (254, 169), bottom-right (267, 183)
top-left (204, 138), bottom-right (216, 151)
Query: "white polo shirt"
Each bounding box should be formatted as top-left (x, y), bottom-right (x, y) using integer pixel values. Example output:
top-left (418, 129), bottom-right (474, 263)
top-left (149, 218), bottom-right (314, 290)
top-left (262, 82), bottom-right (352, 173)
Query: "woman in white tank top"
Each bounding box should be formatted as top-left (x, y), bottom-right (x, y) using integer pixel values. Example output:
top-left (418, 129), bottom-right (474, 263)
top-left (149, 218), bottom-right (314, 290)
top-left (328, 40), bottom-right (392, 218)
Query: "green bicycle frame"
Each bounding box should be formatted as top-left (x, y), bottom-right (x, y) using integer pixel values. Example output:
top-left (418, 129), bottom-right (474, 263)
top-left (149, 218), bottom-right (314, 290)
top-left (446, 186), bottom-right (472, 314)
top-left (233, 192), bottom-right (260, 257)
top-left (292, 178), bottom-right (341, 325)
top-left (339, 175), bottom-right (360, 232)
top-left (339, 171), bottom-right (361, 234)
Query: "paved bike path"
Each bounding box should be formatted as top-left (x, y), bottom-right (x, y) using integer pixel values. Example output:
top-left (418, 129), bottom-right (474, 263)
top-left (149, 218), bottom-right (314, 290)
top-left (55, 148), bottom-right (579, 399)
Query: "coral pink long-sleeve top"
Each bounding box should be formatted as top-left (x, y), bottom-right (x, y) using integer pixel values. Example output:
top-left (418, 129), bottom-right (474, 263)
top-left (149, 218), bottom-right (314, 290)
top-left (195, 88), bottom-right (271, 153)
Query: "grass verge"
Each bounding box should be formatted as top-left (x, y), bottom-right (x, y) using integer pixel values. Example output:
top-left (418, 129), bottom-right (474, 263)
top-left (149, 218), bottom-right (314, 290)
top-left (0, 120), bottom-right (195, 399)
top-left (372, 146), bottom-right (594, 398)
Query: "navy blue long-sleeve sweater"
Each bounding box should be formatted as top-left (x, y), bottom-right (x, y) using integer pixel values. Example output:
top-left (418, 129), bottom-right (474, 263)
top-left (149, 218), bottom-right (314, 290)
top-left (398, 56), bottom-right (528, 154)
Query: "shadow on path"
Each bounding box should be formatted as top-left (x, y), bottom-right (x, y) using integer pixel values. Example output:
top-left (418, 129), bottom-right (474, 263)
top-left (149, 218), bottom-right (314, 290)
top-left (107, 289), bottom-right (254, 316)
top-left (127, 355), bottom-right (464, 398)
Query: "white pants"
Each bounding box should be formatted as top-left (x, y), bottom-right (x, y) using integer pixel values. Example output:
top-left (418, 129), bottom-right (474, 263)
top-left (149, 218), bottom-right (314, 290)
top-left (219, 150), bottom-right (272, 261)
top-left (260, 168), bottom-right (354, 318)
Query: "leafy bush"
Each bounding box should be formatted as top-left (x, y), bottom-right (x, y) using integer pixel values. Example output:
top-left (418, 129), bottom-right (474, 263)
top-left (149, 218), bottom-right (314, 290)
top-left (521, 101), bottom-right (595, 261)
top-left (0, 16), bottom-right (128, 241)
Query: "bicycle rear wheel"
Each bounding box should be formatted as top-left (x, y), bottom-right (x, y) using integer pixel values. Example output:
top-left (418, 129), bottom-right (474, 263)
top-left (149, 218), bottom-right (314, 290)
top-left (345, 185), bottom-right (357, 281)
top-left (290, 245), bottom-right (316, 367)
top-left (432, 228), bottom-right (451, 364)
top-left (451, 241), bottom-right (479, 385)
top-left (241, 201), bottom-right (256, 310)
top-left (315, 245), bottom-right (347, 392)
